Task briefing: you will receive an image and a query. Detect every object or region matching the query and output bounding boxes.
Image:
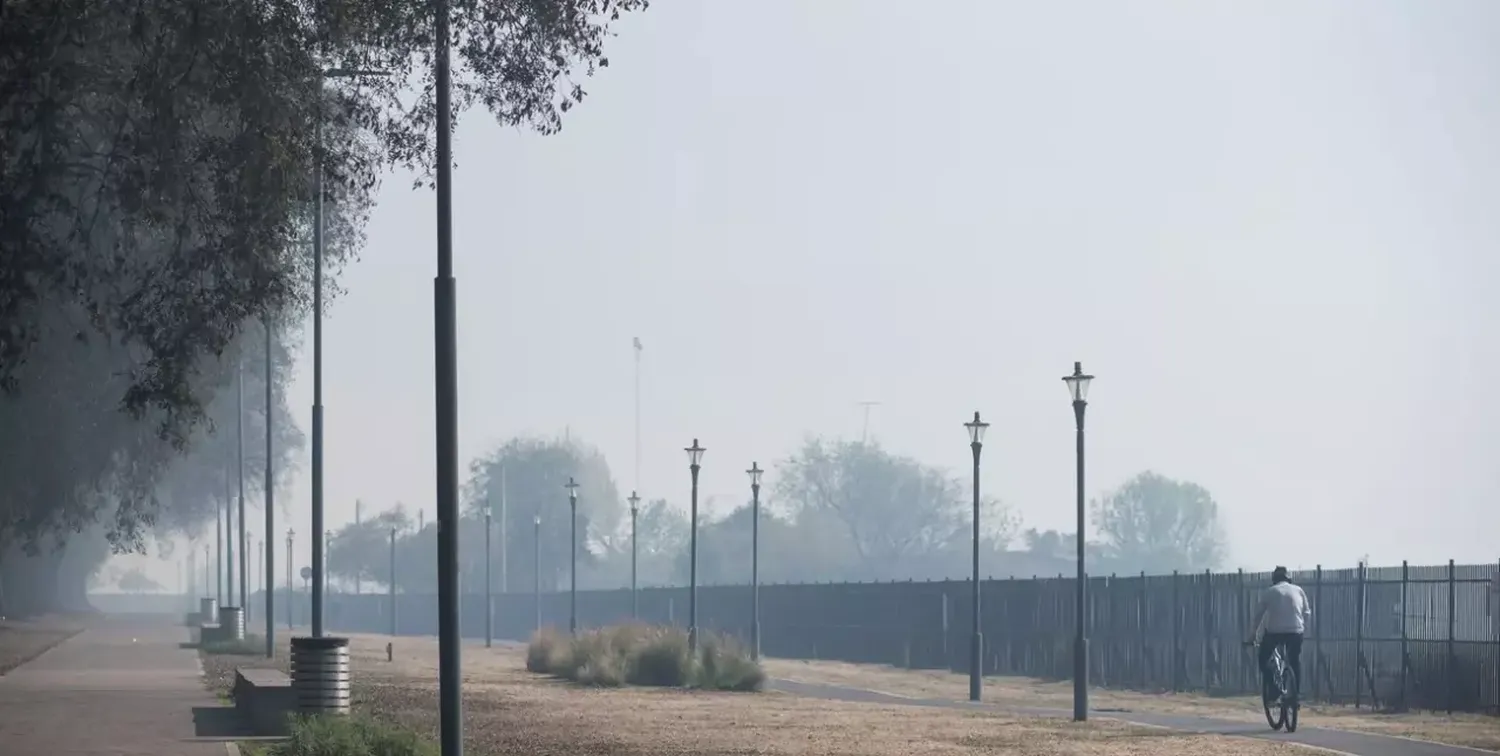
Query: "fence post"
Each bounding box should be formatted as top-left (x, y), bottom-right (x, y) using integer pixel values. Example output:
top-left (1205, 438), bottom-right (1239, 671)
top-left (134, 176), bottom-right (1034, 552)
top-left (1448, 558), bottom-right (1456, 715)
top-left (1138, 572), bottom-right (1148, 689)
top-left (1355, 561), bottom-right (1366, 709)
top-left (1203, 569), bottom-right (1214, 693)
top-left (1313, 565), bottom-right (1323, 702)
top-left (1399, 560), bottom-right (1408, 711)
top-left (1171, 569), bottom-right (1180, 692)
top-left (1236, 568), bottom-right (1245, 693)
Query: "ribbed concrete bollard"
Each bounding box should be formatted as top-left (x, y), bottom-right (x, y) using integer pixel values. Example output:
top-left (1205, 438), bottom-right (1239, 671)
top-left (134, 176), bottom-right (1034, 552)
top-left (218, 606), bottom-right (246, 641)
top-left (291, 636), bottom-right (351, 715)
top-left (199, 597), bottom-right (219, 627)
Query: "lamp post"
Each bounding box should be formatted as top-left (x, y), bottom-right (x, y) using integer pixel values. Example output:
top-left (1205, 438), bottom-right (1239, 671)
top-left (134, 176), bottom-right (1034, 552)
top-left (237, 358), bottom-right (248, 617)
top-left (390, 527), bottom-right (398, 636)
top-left (685, 439), bottom-right (705, 653)
top-left (324, 529), bottom-right (332, 604)
top-left (533, 514), bottom-right (542, 633)
top-left (485, 495), bottom-right (493, 648)
top-left (264, 316), bottom-right (276, 657)
top-left (1062, 361), bottom-right (1094, 723)
top-left (747, 462), bottom-right (763, 661)
top-left (310, 65), bottom-right (390, 640)
top-left (964, 411), bottom-right (990, 703)
top-left (627, 491), bottom-right (640, 619)
top-left (285, 529), bottom-right (294, 630)
top-left (565, 478), bottom-right (580, 634)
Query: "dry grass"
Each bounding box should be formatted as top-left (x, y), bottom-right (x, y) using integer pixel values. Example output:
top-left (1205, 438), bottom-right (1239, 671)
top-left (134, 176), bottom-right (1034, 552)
top-left (0, 614), bottom-right (87, 674)
top-left (203, 631), bottom-right (1315, 755)
top-left (763, 657), bottom-right (1500, 752)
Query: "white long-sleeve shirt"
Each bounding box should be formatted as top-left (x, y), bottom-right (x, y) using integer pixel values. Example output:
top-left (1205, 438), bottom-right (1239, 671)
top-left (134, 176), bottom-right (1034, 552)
top-left (1251, 581), bottom-right (1313, 636)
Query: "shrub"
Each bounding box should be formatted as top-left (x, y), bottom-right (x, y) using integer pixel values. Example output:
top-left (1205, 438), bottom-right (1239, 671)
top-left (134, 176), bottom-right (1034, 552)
top-left (526, 627), bottom-right (569, 673)
top-left (266, 714), bottom-right (436, 756)
top-left (525, 623), bottom-right (764, 691)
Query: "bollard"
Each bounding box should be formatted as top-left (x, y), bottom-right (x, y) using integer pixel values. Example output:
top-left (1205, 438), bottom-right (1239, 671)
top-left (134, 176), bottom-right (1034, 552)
top-left (291, 636), bottom-right (351, 715)
top-left (218, 606), bottom-right (246, 641)
top-left (386, 642), bottom-right (393, 662)
top-left (199, 597), bottom-right (219, 627)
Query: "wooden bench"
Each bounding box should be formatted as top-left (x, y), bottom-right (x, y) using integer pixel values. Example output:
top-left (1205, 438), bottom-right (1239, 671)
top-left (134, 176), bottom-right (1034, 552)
top-left (232, 667), bottom-right (296, 736)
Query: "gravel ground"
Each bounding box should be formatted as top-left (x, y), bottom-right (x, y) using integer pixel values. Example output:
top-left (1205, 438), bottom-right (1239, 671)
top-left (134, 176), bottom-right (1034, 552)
top-left (200, 631), bottom-right (1316, 755)
top-left (762, 657), bottom-right (1500, 752)
top-left (0, 614), bottom-right (89, 675)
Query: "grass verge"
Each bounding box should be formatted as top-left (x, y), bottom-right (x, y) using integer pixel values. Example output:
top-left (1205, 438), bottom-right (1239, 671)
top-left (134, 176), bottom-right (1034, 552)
top-left (257, 714), bottom-right (436, 756)
top-left (195, 633), bottom-right (268, 656)
top-left (527, 624), bottom-right (764, 691)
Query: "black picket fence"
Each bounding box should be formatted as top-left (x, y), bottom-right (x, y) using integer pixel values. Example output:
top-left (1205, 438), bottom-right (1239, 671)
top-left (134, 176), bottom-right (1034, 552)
top-left (273, 559), bottom-right (1500, 715)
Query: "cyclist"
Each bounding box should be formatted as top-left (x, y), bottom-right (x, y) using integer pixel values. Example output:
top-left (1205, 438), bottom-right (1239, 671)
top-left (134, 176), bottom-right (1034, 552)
top-left (1246, 566), bottom-right (1312, 704)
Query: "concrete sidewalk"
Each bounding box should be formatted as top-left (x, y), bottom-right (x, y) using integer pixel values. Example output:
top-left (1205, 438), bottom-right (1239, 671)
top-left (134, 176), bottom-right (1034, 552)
top-left (769, 678), bottom-right (1498, 756)
top-left (0, 614), bottom-right (240, 756)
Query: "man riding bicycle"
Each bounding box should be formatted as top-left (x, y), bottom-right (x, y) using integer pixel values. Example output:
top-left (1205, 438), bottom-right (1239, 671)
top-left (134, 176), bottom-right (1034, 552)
top-left (1245, 566), bottom-right (1313, 704)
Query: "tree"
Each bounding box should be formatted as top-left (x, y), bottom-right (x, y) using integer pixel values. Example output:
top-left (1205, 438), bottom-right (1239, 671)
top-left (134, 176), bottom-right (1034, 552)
top-left (116, 568), bottom-right (163, 594)
top-left (1091, 471), bottom-right (1227, 573)
top-left (329, 504), bottom-right (414, 588)
top-left (0, 0), bottom-right (645, 612)
top-left (775, 438), bottom-right (1019, 579)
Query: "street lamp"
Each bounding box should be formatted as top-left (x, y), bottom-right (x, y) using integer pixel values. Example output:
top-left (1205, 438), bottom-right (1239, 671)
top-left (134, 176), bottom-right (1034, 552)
top-left (964, 411), bottom-right (989, 703)
top-left (485, 495), bottom-right (493, 648)
top-left (285, 529), bottom-right (294, 630)
top-left (390, 526), bottom-right (398, 637)
top-left (264, 316), bottom-right (276, 658)
top-left (685, 439), bottom-right (705, 653)
top-left (532, 514), bottom-right (542, 633)
top-left (565, 477), bottom-right (580, 635)
top-left (747, 462), bottom-right (764, 662)
top-left (1062, 361), bottom-right (1094, 723)
top-left (310, 65), bottom-right (391, 641)
top-left (627, 491), bottom-right (640, 619)
top-left (237, 358), bottom-right (248, 620)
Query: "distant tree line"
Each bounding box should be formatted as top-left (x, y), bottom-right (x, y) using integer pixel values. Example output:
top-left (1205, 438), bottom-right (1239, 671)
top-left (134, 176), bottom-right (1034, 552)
top-left (325, 435), bottom-right (1228, 594)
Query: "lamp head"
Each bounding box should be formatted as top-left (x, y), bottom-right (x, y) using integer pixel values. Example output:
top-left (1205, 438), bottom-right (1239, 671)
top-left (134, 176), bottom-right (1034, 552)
top-left (1062, 361), bottom-right (1095, 403)
top-left (627, 491), bottom-right (640, 514)
top-left (964, 411), bottom-right (990, 445)
top-left (746, 461), bottom-right (764, 488)
top-left (685, 438), bottom-right (706, 467)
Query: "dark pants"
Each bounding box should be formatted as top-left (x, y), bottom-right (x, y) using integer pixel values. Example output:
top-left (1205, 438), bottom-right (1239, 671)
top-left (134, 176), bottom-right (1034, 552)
top-left (1259, 632), bottom-right (1304, 699)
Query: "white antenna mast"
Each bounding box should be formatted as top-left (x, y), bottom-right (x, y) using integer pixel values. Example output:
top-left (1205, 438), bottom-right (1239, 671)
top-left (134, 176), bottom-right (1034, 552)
top-left (857, 401), bottom-right (882, 443)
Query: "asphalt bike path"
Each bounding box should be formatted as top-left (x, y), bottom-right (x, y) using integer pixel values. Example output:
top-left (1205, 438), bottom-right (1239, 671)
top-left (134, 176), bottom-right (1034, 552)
top-left (0, 614), bottom-right (239, 756)
top-left (768, 677), bottom-right (1496, 756)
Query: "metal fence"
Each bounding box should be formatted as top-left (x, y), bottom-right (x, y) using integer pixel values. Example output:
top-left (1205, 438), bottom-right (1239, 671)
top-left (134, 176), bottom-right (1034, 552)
top-left (311, 558), bottom-right (1500, 715)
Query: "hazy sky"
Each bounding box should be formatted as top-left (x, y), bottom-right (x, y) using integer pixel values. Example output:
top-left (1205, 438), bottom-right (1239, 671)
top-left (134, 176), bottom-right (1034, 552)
top-left (132, 1), bottom-right (1500, 588)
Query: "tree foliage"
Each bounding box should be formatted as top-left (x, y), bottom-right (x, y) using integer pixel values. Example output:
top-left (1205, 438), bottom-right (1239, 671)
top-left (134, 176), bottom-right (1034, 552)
top-left (1091, 471), bottom-right (1227, 573)
top-left (0, 0), bottom-right (647, 613)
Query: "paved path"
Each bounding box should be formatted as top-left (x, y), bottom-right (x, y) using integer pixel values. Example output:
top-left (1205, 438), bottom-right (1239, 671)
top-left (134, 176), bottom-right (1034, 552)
top-left (0, 614), bottom-right (239, 756)
top-left (769, 678), bottom-right (1496, 756)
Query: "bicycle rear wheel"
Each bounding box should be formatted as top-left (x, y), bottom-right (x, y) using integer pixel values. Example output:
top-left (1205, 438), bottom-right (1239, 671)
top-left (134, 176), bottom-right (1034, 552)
top-left (1283, 667), bottom-right (1299, 733)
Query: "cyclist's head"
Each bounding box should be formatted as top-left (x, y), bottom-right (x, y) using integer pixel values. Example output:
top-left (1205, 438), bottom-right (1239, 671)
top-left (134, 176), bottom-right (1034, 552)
top-left (1271, 566), bottom-right (1290, 584)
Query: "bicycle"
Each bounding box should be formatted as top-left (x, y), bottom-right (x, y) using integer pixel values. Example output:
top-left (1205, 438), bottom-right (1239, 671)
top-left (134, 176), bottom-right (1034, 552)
top-left (1244, 638), bottom-right (1299, 733)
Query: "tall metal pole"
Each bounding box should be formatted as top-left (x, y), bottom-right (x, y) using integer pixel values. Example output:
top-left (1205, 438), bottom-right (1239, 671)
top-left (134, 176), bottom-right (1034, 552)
top-left (286, 530), bottom-right (294, 630)
top-left (224, 466), bottom-right (235, 608)
top-left (1063, 361), bottom-right (1094, 723)
top-left (237, 359), bottom-right (248, 612)
top-left (748, 463), bottom-right (763, 662)
top-left (216, 492), bottom-right (224, 605)
top-left (628, 492), bottom-right (639, 619)
top-left (355, 501), bottom-right (363, 595)
top-left (686, 439), bottom-right (704, 653)
top-left (433, 0), bottom-right (462, 749)
top-left (264, 317), bottom-right (276, 657)
top-left (390, 527), bottom-right (398, 636)
top-left (310, 93), bottom-right (327, 639)
top-left (204, 544), bottom-right (211, 603)
top-left (533, 515), bottom-right (541, 633)
top-left (499, 466), bottom-right (508, 594)
top-left (566, 478), bottom-right (579, 635)
top-left (968, 414), bottom-right (984, 703)
top-left (485, 499), bottom-right (493, 648)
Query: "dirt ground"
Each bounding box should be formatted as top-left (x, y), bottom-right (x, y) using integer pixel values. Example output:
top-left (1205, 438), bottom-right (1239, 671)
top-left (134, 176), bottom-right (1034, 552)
top-left (763, 657), bottom-right (1500, 752)
top-left (204, 632), bottom-right (1313, 755)
top-left (0, 614), bottom-right (88, 675)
